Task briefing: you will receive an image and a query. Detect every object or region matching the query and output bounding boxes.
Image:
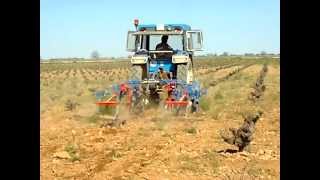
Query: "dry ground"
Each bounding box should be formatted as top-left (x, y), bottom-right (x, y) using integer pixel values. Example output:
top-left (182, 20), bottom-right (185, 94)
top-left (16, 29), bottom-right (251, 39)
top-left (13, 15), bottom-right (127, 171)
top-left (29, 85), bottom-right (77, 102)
top-left (40, 58), bottom-right (280, 179)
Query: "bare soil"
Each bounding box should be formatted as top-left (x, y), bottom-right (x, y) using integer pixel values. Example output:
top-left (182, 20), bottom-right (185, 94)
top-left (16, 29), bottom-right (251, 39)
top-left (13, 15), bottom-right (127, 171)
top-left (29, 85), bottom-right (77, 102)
top-left (40, 60), bottom-right (280, 179)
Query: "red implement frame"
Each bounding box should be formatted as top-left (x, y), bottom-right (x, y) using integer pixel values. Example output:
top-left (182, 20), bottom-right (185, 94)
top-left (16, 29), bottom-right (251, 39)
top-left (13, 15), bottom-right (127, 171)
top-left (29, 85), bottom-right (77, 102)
top-left (165, 100), bottom-right (189, 108)
top-left (96, 83), bottom-right (189, 110)
top-left (96, 94), bottom-right (118, 107)
top-left (165, 93), bottom-right (189, 109)
top-left (95, 84), bottom-right (132, 108)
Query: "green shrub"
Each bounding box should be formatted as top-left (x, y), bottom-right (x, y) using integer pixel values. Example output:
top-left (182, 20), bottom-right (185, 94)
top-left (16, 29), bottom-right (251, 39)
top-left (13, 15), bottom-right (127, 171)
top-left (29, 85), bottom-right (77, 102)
top-left (184, 127), bottom-right (197, 134)
top-left (64, 143), bottom-right (80, 162)
top-left (199, 97), bottom-right (211, 112)
top-left (86, 114), bottom-right (101, 123)
top-left (214, 92), bottom-right (223, 100)
top-left (97, 106), bottom-right (115, 115)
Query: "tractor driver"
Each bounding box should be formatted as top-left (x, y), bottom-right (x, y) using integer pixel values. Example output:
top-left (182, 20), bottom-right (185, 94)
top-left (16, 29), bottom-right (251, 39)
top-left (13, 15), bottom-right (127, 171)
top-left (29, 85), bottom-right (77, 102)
top-left (156, 35), bottom-right (173, 58)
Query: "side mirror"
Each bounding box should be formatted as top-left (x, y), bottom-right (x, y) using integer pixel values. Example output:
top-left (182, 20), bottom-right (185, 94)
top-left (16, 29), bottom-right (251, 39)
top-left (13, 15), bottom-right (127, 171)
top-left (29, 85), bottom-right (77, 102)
top-left (188, 37), bottom-right (193, 50)
top-left (126, 31), bottom-right (137, 52)
top-left (186, 30), bottom-right (203, 51)
top-left (197, 32), bottom-right (201, 44)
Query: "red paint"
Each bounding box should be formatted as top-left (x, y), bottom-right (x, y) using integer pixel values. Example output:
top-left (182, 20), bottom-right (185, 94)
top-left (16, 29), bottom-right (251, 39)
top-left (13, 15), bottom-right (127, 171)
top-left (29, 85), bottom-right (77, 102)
top-left (134, 19), bottom-right (139, 26)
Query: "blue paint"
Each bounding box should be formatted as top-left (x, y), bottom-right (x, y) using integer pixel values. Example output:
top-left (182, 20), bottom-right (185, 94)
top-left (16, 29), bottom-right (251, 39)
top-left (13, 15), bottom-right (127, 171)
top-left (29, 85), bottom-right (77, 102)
top-left (137, 24), bottom-right (157, 31)
top-left (165, 24), bottom-right (191, 31)
top-left (185, 82), bottom-right (200, 100)
top-left (137, 24), bottom-right (191, 31)
top-left (148, 59), bottom-right (176, 73)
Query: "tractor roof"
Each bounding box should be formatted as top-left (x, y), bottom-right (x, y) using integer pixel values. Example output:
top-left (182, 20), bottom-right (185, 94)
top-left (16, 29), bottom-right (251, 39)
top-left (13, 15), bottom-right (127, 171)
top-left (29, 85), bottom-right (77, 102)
top-left (137, 24), bottom-right (191, 31)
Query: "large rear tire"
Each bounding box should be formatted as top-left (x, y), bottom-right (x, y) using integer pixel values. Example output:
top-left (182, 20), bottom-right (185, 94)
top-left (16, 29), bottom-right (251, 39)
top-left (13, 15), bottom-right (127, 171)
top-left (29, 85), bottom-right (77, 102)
top-left (177, 59), bottom-right (193, 83)
top-left (177, 63), bottom-right (188, 82)
top-left (130, 65), bottom-right (143, 81)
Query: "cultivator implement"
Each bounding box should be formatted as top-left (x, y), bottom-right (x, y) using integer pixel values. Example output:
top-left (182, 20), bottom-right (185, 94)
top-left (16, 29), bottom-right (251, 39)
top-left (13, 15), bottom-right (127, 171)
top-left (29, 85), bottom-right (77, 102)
top-left (95, 79), bottom-right (204, 123)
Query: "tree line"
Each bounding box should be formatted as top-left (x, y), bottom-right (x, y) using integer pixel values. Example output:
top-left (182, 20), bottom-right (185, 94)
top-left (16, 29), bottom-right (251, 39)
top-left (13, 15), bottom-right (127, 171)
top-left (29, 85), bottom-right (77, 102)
top-left (41, 50), bottom-right (279, 61)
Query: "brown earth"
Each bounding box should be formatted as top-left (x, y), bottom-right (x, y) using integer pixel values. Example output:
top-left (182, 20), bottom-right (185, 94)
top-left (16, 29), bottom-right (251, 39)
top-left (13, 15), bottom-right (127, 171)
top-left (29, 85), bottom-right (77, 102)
top-left (40, 60), bottom-right (280, 179)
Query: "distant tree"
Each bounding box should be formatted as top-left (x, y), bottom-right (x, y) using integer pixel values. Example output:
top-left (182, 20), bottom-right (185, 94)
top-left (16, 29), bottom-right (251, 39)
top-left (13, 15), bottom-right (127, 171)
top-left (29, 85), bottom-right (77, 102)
top-left (208, 53), bottom-right (217, 57)
top-left (244, 53), bottom-right (255, 56)
top-left (222, 52), bottom-right (229, 56)
top-left (91, 50), bottom-right (100, 59)
top-left (260, 51), bottom-right (267, 56)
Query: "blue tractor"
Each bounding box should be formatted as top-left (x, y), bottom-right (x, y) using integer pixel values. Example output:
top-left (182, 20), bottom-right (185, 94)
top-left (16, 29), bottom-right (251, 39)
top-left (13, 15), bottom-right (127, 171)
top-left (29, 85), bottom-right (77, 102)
top-left (96, 20), bottom-right (204, 125)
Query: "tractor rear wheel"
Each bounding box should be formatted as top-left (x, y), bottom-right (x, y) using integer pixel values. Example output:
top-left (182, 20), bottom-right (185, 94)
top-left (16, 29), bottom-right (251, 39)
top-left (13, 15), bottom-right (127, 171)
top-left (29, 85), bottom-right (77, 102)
top-left (130, 65), bottom-right (143, 81)
top-left (177, 63), bottom-right (187, 82)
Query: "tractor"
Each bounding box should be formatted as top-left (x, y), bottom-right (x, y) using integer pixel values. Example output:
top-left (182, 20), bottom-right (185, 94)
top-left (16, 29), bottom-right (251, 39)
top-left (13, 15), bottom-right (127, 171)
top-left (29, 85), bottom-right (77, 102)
top-left (95, 20), bottom-right (205, 126)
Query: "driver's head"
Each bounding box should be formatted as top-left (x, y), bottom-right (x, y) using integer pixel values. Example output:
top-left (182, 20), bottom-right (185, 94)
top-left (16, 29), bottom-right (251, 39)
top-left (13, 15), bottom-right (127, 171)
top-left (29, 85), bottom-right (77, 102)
top-left (161, 35), bottom-right (168, 43)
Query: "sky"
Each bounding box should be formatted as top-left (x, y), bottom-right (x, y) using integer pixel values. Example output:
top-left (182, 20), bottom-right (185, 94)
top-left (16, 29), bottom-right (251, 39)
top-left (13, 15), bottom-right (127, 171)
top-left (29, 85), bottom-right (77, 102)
top-left (40, 0), bottom-right (280, 59)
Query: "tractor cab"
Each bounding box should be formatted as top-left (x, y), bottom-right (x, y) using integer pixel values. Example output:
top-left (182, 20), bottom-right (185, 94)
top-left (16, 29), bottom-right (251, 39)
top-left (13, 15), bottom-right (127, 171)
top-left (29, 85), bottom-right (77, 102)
top-left (126, 21), bottom-right (203, 84)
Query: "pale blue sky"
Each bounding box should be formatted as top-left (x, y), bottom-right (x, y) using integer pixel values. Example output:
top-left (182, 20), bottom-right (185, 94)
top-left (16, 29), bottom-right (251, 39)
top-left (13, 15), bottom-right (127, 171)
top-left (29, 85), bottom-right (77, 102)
top-left (40, 0), bottom-right (280, 59)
